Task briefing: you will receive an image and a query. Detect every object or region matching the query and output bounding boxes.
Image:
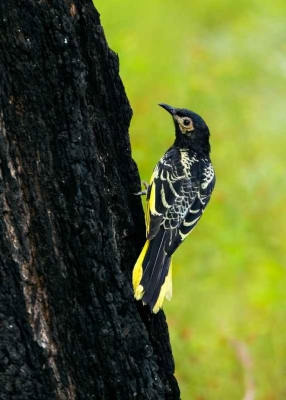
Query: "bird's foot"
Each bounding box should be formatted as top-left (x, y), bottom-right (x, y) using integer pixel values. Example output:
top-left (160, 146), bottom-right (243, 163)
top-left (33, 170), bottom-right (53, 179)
top-left (134, 181), bottom-right (149, 196)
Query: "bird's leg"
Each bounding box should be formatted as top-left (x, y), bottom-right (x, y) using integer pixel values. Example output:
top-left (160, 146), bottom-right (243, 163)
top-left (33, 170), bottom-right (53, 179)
top-left (134, 181), bottom-right (149, 196)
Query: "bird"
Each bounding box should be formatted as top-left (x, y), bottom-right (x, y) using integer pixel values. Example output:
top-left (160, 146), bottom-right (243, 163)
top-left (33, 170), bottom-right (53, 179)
top-left (132, 103), bottom-right (215, 313)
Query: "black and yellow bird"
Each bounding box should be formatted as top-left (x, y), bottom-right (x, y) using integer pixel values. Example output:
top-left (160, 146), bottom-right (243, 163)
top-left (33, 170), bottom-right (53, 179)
top-left (133, 103), bottom-right (215, 313)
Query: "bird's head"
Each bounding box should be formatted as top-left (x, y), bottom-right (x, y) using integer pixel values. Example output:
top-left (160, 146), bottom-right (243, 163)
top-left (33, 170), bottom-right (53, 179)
top-left (159, 103), bottom-right (211, 154)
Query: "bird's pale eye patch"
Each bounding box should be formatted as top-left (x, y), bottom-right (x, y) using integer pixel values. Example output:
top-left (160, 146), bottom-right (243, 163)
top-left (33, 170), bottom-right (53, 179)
top-left (174, 116), bottom-right (194, 134)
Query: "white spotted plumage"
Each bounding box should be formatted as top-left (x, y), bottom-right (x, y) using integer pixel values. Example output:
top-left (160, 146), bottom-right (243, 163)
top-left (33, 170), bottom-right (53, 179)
top-left (132, 104), bottom-right (215, 313)
top-left (153, 147), bottom-right (215, 253)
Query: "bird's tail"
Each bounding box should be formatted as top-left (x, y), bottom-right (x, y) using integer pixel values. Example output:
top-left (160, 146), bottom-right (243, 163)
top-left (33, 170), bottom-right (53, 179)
top-left (132, 229), bottom-right (172, 313)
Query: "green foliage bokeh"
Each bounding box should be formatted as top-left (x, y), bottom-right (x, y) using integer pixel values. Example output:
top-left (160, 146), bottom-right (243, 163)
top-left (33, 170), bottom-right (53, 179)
top-left (95, 1), bottom-right (286, 398)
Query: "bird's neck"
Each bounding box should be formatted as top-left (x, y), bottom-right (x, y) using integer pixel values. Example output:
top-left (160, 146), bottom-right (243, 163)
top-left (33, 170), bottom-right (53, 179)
top-left (174, 133), bottom-right (211, 156)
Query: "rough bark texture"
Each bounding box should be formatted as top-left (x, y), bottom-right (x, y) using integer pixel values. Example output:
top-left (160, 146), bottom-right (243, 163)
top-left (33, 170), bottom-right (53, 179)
top-left (0, 1), bottom-right (180, 399)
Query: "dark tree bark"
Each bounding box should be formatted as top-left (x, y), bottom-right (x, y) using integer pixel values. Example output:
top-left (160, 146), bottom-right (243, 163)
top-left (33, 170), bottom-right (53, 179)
top-left (0, 1), bottom-right (180, 399)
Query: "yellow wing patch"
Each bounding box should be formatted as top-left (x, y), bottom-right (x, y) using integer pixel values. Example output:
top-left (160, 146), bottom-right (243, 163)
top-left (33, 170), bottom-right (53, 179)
top-left (149, 180), bottom-right (156, 214)
top-left (146, 171), bottom-right (155, 235)
top-left (146, 169), bottom-right (161, 236)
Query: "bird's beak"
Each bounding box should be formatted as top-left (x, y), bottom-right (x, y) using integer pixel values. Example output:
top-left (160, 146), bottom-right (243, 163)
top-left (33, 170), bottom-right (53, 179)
top-left (158, 103), bottom-right (176, 115)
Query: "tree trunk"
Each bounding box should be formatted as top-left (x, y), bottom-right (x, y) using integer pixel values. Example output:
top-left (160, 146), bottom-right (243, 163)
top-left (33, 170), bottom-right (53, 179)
top-left (0, 1), bottom-right (180, 399)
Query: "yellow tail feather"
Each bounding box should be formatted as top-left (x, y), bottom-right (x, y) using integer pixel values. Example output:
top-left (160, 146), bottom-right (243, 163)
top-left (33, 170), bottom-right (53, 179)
top-left (152, 259), bottom-right (173, 313)
top-left (132, 240), bottom-right (150, 299)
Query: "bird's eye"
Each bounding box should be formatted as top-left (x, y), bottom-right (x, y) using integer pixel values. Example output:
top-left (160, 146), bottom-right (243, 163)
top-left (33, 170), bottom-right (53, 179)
top-left (183, 118), bottom-right (191, 126)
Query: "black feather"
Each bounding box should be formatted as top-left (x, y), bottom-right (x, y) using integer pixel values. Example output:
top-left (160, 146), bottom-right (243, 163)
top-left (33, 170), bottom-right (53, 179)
top-left (133, 105), bottom-right (215, 312)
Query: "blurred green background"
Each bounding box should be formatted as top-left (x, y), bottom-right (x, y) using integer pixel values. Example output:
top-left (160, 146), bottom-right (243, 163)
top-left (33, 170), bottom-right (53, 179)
top-left (95, 1), bottom-right (286, 398)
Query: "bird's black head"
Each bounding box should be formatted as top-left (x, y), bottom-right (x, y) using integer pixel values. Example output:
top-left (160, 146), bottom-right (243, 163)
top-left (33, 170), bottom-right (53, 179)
top-left (159, 103), bottom-right (211, 155)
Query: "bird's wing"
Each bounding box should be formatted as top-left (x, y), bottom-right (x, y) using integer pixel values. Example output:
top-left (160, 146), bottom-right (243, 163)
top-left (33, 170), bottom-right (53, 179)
top-left (146, 148), bottom-right (186, 239)
top-left (165, 158), bottom-right (215, 255)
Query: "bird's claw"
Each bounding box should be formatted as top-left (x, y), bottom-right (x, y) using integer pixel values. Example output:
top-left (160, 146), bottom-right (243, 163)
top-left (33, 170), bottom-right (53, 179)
top-left (134, 181), bottom-right (149, 196)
